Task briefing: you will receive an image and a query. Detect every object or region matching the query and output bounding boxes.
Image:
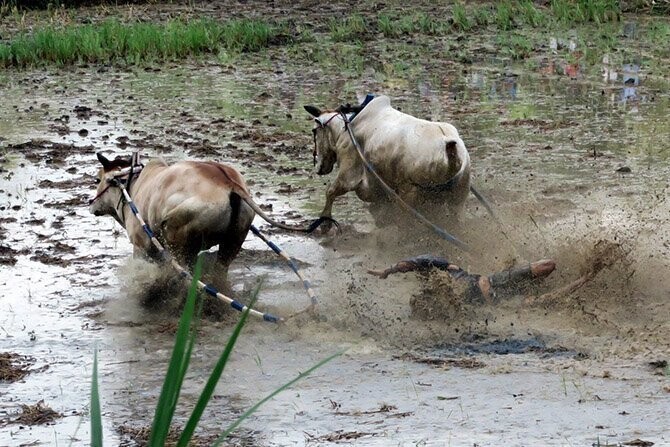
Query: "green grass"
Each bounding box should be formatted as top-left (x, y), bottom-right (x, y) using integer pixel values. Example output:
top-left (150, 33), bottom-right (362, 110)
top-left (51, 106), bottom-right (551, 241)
top-left (452, 3), bottom-right (472, 31)
top-left (516, 0), bottom-right (547, 27)
top-left (89, 255), bottom-right (342, 445)
top-left (551, 0), bottom-right (620, 24)
top-left (148, 257), bottom-right (205, 446)
top-left (91, 346), bottom-right (102, 447)
top-left (414, 12), bottom-right (444, 34)
top-left (0, 2), bottom-right (646, 71)
top-left (329, 14), bottom-right (367, 42)
top-left (495, 1), bottom-right (516, 30)
top-left (497, 33), bottom-right (534, 60)
top-left (0, 17), bottom-right (279, 68)
top-left (330, 42), bottom-right (366, 74)
top-left (377, 14), bottom-right (398, 37)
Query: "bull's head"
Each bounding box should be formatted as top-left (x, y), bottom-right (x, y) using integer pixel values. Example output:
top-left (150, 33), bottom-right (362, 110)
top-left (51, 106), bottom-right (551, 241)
top-left (304, 105), bottom-right (339, 176)
top-left (89, 152), bottom-right (131, 223)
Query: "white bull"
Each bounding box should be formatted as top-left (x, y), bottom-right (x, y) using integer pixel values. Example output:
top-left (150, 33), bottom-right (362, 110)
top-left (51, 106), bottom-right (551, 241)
top-left (304, 95), bottom-right (471, 228)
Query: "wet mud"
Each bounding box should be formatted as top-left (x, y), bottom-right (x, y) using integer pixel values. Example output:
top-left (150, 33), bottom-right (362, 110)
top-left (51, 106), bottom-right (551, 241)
top-left (1, 1), bottom-right (670, 446)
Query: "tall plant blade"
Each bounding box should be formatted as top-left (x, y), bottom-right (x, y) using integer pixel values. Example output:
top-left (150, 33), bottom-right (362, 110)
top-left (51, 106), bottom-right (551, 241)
top-left (90, 346), bottom-right (103, 447)
top-left (149, 256), bottom-right (203, 447)
top-left (213, 349), bottom-right (345, 445)
top-left (176, 282), bottom-right (262, 447)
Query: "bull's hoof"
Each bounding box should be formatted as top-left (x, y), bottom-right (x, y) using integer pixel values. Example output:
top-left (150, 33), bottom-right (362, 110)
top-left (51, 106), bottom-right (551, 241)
top-left (307, 216), bottom-right (340, 234)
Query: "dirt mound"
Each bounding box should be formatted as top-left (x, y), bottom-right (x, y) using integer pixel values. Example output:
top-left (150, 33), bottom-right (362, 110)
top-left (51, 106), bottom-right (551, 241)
top-left (0, 352), bottom-right (33, 382)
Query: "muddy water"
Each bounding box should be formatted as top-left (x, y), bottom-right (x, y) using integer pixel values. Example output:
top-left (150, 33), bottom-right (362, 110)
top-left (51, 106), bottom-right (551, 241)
top-left (1, 42), bottom-right (670, 446)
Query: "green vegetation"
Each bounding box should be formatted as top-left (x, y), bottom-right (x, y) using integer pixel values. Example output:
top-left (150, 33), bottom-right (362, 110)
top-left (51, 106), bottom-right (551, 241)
top-left (329, 14), bottom-right (367, 42)
top-left (495, 2), bottom-right (516, 31)
top-left (0, 18), bottom-right (279, 67)
top-left (1, 0), bottom-right (667, 72)
top-left (89, 258), bottom-right (342, 445)
top-left (551, 0), bottom-right (620, 23)
top-left (452, 3), bottom-right (472, 31)
top-left (90, 347), bottom-right (102, 447)
top-left (497, 33), bottom-right (534, 60)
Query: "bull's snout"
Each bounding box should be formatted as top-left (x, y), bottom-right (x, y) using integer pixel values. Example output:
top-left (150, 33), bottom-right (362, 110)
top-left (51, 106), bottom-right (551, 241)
top-left (89, 203), bottom-right (104, 216)
top-left (316, 159), bottom-right (335, 176)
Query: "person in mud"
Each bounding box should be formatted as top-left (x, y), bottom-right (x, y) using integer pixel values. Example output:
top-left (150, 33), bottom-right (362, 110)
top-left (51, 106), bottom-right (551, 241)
top-left (367, 255), bottom-right (556, 303)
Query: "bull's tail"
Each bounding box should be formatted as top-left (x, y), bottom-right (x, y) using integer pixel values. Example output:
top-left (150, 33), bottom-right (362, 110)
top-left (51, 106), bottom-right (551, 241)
top-left (416, 136), bottom-right (471, 193)
top-left (445, 138), bottom-right (470, 187)
top-left (212, 162), bottom-right (337, 233)
top-left (240, 196), bottom-right (338, 233)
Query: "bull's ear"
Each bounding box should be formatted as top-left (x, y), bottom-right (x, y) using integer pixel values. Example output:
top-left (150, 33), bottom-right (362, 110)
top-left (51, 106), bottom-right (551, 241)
top-left (304, 105), bottom-right (322, 117)
top-left (96, 152), bottom-right (112, 170)
top-left (314, 118), bottom-right (324, 128)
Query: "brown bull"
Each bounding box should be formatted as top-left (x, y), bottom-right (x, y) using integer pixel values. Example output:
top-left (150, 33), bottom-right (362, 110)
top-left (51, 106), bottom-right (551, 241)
top-left (89, 153), bottom-right (323, 288)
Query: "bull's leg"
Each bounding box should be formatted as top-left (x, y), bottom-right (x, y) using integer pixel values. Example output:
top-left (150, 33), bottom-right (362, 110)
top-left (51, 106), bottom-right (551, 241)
top-left (216, 228), bottom-right (247, 292)
top-left (320, 166), bottom-right (364, 232)
top-left (318, 182), bottom-right (351, 233)
top-left (321, 182), bottom-right (347, 220)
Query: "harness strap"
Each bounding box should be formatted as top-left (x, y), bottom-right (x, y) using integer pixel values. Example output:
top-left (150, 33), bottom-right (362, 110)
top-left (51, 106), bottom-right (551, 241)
top-left (89, 183), bottom-right (113, 205)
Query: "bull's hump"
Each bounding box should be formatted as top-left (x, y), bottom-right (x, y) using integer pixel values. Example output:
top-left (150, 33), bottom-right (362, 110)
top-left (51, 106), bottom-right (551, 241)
top-left (355, 95), bottom-right (392, 120)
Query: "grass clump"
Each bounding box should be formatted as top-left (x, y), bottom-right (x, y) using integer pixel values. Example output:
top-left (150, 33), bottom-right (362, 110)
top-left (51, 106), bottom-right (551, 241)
top-left (497, 33), bottom-right (534, 60)
top-left (329, 14), bottom-right (367, 42)
top-left (375, 13), bottom-right (448, 38)
top-left (90, 256), bottom-right (342, 446)
top-left (495, 1), bottom-right (516, 30)
top-left (0, 17), bottom-right (278, 68)
top-left (551, 0), bottom-right (621, 23)
top-left (452, 3), bottom-right (472, 31)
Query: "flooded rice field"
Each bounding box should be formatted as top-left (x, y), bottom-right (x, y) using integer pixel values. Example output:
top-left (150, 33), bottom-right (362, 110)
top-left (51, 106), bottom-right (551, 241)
top-left (1, 5), bottom-right (670, 446)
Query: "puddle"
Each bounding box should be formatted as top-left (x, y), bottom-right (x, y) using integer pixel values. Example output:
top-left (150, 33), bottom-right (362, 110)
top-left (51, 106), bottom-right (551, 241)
top-left (1, 7), bottom-right (670, 447)
top-left (430, 337), bottom-right (584, 359)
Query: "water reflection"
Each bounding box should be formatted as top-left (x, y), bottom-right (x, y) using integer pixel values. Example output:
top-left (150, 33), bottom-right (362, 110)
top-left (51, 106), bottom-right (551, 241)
top-left (603, 55), bottom-right (642, 111)
top-left (460, 70), bottom-right (518, 101)
top-left (620, 63), bottom-right (640, 109)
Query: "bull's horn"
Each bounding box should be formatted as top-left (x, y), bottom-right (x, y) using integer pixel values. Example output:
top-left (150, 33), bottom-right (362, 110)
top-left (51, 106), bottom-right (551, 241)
top-left (304, 105), bottom-right (322, 117)
top-left (96, 152), bottom-right (112, 169)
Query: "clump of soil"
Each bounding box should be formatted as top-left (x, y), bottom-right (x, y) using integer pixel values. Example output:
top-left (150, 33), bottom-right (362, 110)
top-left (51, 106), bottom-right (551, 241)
top-left (0, 245), bottom-right (21, 266)
top-left (305, 430), bottom-right (379, 443)
top-left (12, 400), bottom-right (62, 426)
top-left (30, 249), bottom-right (72, 267)
top-left (0, 352), bottom-right (33, 382)
top-left (396, 352), bottom-right (486, 369)
top-left (8, 140), bottom-right (94, 165)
